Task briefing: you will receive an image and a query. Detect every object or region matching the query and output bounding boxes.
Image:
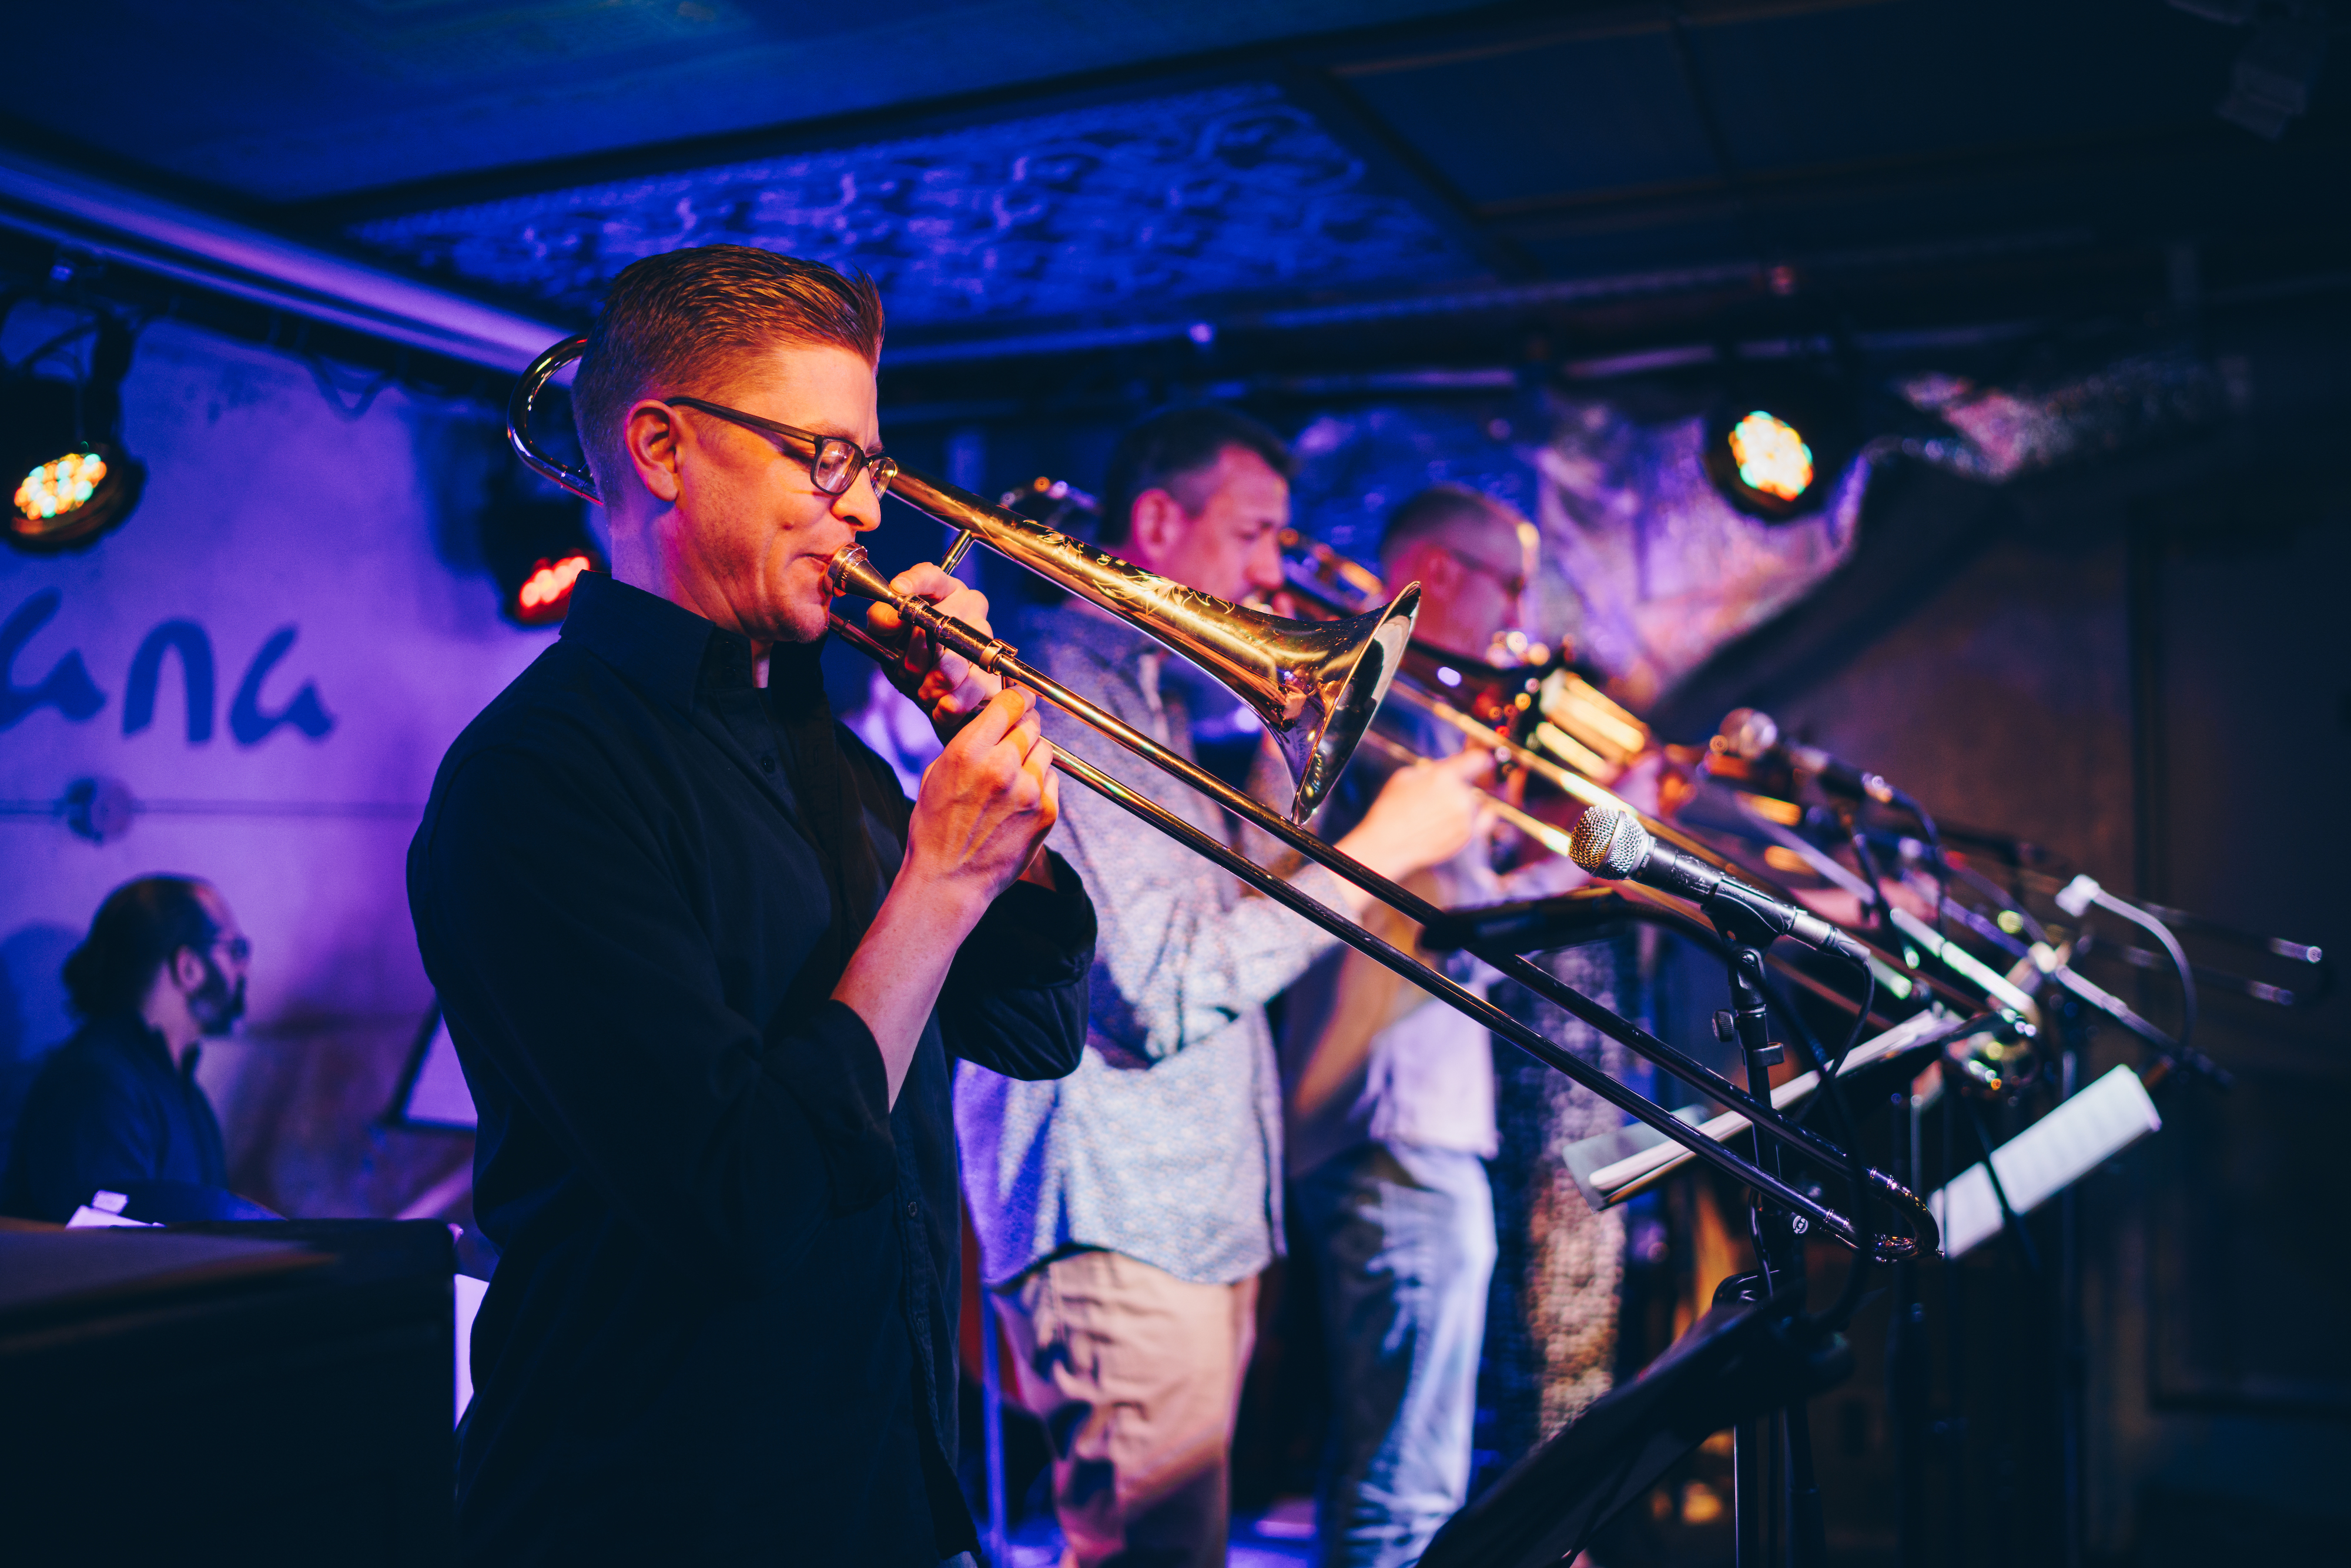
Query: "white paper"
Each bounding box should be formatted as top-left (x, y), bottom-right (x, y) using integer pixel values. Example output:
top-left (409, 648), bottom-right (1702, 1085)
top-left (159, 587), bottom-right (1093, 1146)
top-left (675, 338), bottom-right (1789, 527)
top-left (1930, 1066), bottom-right (2162, 1258)
top-left (455, 1272), bottom-right (490, 1423)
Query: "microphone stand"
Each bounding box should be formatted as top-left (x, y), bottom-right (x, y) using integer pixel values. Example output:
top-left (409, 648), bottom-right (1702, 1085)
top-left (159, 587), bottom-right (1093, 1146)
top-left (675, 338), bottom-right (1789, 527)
top-left (1710, 911), bottom-right (1830, 1568)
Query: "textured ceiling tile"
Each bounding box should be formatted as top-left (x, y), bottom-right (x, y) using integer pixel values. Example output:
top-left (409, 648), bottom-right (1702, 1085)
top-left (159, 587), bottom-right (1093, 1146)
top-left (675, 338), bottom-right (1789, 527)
top-left (349, 84), bottom-right (1473, 328)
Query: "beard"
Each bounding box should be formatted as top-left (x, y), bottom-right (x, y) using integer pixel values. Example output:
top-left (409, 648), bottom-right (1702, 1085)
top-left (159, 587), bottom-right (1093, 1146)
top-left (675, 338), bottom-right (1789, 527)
top-left (189, 956), bottom-right (247, 1037)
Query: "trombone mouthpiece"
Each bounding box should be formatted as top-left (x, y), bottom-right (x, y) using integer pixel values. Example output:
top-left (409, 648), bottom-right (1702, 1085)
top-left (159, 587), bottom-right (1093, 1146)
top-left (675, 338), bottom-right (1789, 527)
top-left (1569, 806), bottom-right (1651, 877)
top-left (827, 544), bottom-right (892, 602)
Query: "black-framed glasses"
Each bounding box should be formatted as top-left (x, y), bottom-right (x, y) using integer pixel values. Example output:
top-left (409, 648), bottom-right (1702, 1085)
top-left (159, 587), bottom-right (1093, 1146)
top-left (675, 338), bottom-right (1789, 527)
top-left (661, 396), bottom-right (898, 499)
top-left (212, 935), bottom-right (252, 964)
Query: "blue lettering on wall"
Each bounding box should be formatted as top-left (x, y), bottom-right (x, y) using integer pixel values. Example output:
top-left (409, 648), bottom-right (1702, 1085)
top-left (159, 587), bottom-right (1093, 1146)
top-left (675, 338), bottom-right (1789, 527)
top-left (229, 626), bottom-right (335, 746)
top-left (123, 620), bottom-right (216, 743)
top-left (1, 591), bottom-right (331, 745)
top-left (1, 589), bottom-right (107, 732)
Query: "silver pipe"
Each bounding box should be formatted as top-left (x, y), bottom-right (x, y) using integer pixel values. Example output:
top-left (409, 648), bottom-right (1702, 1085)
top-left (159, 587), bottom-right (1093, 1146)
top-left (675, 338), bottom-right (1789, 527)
top-left (0, 150), bottom-right (568, 371)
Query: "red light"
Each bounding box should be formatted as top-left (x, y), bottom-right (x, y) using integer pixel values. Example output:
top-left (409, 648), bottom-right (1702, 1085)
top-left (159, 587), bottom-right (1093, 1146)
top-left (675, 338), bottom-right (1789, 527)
top-left (513, 553), bottom-right (592, 625)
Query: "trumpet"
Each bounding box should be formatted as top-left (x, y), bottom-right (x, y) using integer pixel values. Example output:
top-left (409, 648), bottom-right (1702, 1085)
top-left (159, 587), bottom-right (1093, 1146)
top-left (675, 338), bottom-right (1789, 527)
top-left (1277, 532), bottom-right (2029, 1022)
top-left (511, 337), bottom-right (1938, 1262)
top-left (1280, 528), bottom-right (1693, 793)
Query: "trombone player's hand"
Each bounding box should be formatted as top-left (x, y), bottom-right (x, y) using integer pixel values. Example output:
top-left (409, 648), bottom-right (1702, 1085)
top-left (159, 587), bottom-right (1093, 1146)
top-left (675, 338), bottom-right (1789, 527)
top-left (865, 562), bottom-right (1004, 742)
top-left (1337, 748), bottom-right (1496, 885)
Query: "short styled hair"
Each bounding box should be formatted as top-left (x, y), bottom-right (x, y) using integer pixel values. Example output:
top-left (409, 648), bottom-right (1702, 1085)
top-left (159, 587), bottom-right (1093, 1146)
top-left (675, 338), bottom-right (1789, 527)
top-left (1379, 484), bottom-right (1524, 574)
top-left (62, 876), bottom-right (219, 1020)
top-left (572, 245), bottom-right (885, 501)
top-left (1099, 406), bottom-right (1295, 548)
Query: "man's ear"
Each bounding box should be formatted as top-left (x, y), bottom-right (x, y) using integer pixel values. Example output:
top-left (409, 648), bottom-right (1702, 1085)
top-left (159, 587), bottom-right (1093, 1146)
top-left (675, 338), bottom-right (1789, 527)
top-left (1127, 488), bottom-right (1190, 565)
top-left (622, 399), bottom-right (685, 505)
top-left (170, 946), bottom-right (207, 993)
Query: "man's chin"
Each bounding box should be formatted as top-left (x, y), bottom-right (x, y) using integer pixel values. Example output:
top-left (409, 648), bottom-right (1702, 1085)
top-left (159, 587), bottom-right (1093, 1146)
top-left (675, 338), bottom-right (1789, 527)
top-left (781, 599), bottom-right (836, 645)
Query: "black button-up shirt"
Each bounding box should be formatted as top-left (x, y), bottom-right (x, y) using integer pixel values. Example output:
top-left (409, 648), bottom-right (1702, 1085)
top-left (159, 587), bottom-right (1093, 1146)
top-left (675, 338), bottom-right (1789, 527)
top-left (1, 1012), bottom-right (228, 1223)
top-left (408, 572), bottom-right (1093, 1566)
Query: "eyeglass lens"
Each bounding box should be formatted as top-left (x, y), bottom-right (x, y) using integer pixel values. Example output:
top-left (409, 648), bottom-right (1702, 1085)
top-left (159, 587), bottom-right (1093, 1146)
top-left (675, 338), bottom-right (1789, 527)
top-left (809, 440), bottom-right (896, 499)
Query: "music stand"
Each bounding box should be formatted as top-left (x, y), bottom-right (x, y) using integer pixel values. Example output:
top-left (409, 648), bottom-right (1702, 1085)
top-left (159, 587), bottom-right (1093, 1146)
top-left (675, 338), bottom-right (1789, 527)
top-left (1419, 1288), bottom-right (1850, 1568)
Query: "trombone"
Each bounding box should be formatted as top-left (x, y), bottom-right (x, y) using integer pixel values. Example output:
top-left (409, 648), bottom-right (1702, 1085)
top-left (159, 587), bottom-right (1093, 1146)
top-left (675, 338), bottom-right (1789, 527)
top-left (510, 336), bottom-right (1937, 1263)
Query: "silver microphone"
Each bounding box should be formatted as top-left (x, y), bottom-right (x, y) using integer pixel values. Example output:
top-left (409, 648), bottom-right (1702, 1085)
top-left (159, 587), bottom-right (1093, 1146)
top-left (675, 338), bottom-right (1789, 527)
top-left (1569, 807), bottom-right (1870, 963)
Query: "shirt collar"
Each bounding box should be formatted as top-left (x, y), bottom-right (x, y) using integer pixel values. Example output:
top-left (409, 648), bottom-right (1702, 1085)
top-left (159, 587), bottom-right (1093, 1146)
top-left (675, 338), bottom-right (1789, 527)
top-left (88, 1010), bottom-right (180, 1074)
top-left (561, 571), bottom-right (761, 713)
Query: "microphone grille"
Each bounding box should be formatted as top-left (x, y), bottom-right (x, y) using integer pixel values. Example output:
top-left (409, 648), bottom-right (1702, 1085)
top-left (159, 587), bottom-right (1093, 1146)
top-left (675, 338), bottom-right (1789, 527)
top-left (1568, 806), bottom-right (1652, 877)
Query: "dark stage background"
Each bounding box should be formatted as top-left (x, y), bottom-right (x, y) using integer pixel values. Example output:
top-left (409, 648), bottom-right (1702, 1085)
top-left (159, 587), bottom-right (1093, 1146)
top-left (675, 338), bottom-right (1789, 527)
top-left (4, 2), bottom-right (2347, 1563)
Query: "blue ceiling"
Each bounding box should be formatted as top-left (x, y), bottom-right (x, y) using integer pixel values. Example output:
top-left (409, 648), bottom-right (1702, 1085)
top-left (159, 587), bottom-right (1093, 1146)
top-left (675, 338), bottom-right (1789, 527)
top-left (347, 83), bottom-right (1473, 329)
top-left (1, 0), bottom-right (2342, 364)
top-left (8, 0), bottom-right (1495, 202)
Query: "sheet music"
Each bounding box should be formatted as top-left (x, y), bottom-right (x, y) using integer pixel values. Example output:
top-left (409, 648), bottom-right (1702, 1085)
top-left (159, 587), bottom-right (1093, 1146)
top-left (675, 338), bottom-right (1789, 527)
top-left (1929, 1066), bottom-right (2162, 1259)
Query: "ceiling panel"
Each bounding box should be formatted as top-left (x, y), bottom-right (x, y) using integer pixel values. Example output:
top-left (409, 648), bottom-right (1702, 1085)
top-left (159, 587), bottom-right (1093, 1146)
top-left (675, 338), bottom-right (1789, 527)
top-left (347, 83), bottom-right (1476, 330)
top-left (1687, 0), bottom-right (2223, 175)
top-left (1, 0), bottom-right (1499, 202)
top-left (1342, 32), bottom-right (1722, 207)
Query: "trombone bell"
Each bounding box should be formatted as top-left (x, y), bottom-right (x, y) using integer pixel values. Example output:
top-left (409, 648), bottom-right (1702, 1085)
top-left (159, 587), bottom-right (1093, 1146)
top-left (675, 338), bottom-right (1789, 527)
top-left (883, 467), bottom-right (1418, 822)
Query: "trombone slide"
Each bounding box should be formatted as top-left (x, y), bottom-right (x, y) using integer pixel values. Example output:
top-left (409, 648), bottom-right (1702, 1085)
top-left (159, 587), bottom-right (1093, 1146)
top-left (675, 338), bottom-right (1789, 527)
top-left (825, 547), bottom-right (1938, 1262)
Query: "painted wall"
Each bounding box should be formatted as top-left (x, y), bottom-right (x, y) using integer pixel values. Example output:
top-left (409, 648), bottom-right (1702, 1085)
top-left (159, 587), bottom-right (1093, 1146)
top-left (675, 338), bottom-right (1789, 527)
top-left (1, 307), bottom-right (544, 1218)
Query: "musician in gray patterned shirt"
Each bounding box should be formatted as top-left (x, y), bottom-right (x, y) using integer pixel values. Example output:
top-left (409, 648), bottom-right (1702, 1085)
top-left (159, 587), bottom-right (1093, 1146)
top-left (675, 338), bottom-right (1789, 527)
top-left (956, 407), bottom-right (1489, 1568)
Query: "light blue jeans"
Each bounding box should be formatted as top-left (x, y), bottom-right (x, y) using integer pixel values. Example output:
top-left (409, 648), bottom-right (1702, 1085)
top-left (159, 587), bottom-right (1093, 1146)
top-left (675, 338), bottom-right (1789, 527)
top-left (1294, 1142), bottom-right (1497, 1568)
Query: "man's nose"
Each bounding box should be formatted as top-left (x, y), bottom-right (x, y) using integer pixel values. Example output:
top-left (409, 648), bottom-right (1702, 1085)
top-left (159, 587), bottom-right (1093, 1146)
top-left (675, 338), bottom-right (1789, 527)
top-left (834, 474), bottom-right (883, 531)
top-left (1247, 532), bottom-right (1288, 596)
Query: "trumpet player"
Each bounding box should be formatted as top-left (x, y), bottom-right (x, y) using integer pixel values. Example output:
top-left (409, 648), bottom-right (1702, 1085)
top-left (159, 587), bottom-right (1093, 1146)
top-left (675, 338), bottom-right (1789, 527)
top-left (410, 246), bottom-right (1096, 1566)
top-left (1277, 484), bottom-right (1534, 1568)
top-left (957, 409), bottom-right (1491, 1568)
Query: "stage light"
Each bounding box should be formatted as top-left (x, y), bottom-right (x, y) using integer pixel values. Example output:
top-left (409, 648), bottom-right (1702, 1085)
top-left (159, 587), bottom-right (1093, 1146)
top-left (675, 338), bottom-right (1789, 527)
top-left (2, 314), bottom-right (147, 554)
top-left (513, 550), bottom-right (595, 624)
top-left (17, 450), bottom-right (109, 518)
top-left (1726, 410), bottom-right (1813, 502)
top-left (1702, 368), bottom-right (1855, 523)
top-left (481, 475), bottom-right (605, 626)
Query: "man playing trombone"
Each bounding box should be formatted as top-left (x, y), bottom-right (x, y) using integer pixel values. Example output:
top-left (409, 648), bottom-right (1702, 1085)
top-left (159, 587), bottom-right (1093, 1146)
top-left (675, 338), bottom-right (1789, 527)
top-left (957, 409), bottom-right (1492, 1568)
top-left (412, 246), bottom-right (1096, 1566)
